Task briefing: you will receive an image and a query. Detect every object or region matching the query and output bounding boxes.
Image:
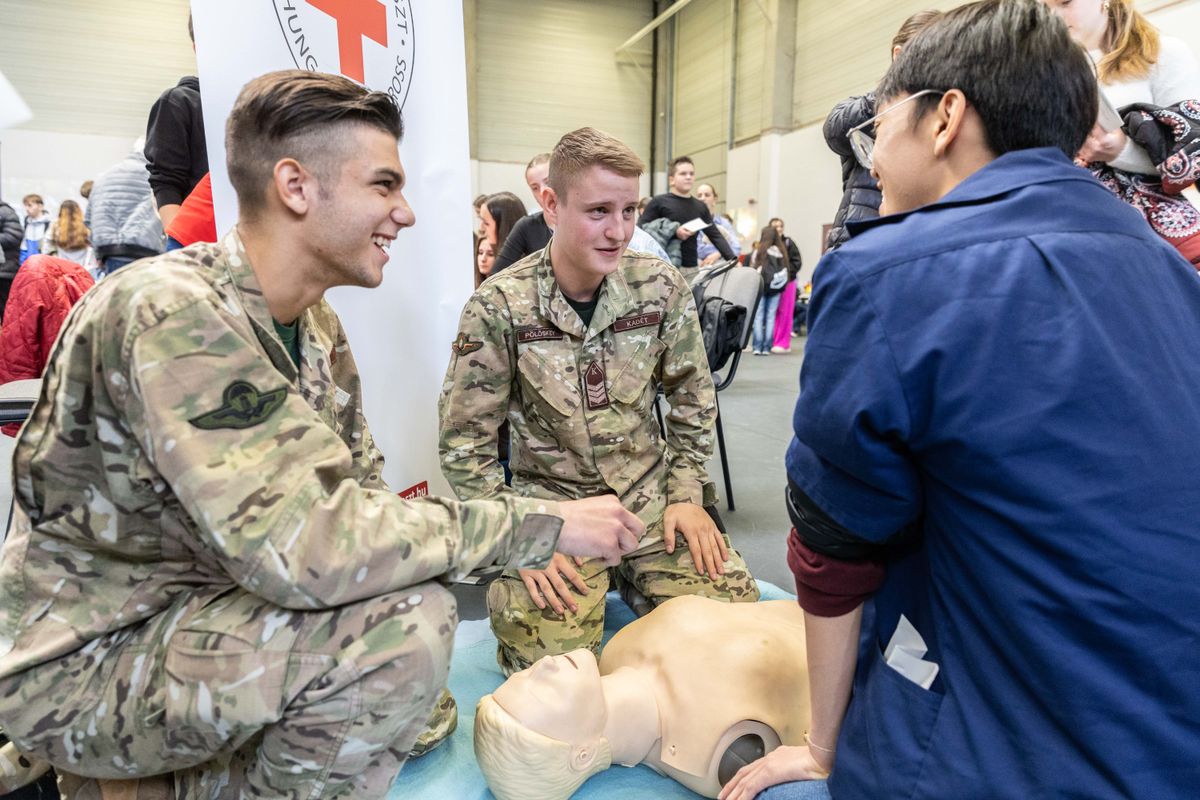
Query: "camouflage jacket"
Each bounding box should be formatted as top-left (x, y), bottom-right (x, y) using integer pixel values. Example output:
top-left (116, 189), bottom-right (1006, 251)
top-left (438, 245), bottom-right (717, 534)
top-left (0, 229), bottom-right (559, 676)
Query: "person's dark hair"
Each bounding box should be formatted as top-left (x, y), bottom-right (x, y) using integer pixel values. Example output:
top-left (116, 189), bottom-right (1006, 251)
top-left (753, 224), bottom-right (790, 270)
top-left (188, 12), bottom-right (194, 44)
top-left (473, 193), bottom-right (488, 212)
top-left (877, 0), bottom-right (1094, 160)
top-left (225, 70), bottom-right (403, 217)
top-left (485, 191), bottom-right (527, 254)
top-left (79, 180), bottom-right (93, 200)
top-left (668, 156), bottom-right (694, 176)
top-left (892, 10), bottom-right (943, 51)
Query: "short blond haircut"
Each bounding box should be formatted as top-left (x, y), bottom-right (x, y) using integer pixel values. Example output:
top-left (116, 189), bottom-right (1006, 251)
top-left (474, 694), bottom-right (611, 800)
top-left (548, 127), bottom-right (645, 201)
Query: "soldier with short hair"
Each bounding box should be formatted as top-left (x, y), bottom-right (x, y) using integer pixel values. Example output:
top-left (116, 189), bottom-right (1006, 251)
top-left (0, 71), bottom-right (641, 799)
top-left (439, 127), bottom-right (760, 677)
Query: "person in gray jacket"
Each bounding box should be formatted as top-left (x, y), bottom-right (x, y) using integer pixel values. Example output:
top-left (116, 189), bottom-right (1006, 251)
top-left (822, 11), bottom-right (942, 251)
top-left (85, 144), bottom-right (165, 274)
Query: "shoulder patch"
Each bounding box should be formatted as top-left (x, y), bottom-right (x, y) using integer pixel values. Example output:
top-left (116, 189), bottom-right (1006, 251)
top-left (614, 311), bottom-right (663, 332)
top-left (516, 326), bottom-right (564, 344)
top-left (452, 332), bottom-right (483, 356)
top-left (189, 380), bottom-right (288, 431)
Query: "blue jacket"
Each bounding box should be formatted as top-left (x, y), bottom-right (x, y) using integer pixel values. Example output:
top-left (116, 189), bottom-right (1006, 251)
top-left (787, 148), bottom-right (1200, 799)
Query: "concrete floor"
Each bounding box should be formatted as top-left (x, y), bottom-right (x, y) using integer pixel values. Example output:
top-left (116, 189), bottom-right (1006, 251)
top-left (452, 337), bottom-right (807, 620)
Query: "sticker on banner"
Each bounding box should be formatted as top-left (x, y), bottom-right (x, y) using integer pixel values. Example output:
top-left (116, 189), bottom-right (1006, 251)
top-left (271, 0), bottom-right (416, 108)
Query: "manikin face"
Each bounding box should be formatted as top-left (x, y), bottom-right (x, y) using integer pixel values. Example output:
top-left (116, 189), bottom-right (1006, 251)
top-left (477, 237), bottom-right (496, 277)
top-left (870, 94), bottom-right (942, 217)
top-left (493, 649), bottom-right (607, 744)
top-left (527, 162), bottom-right (551, 213)
top-left (305, 126), bottom-right (415, 289)
top-left (669, 162), bottom-right (695, 195)
top-left (1043, 0), bottom-right (1109, 50)
top-left (480, 203), bottom-right (497, 244)
top-left (545, 165), bottom-right (639, 290)
top-left (695, 184), bottom-right (717, 213)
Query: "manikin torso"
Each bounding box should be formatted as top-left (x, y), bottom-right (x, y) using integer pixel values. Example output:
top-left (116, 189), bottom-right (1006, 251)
top-left (485, 596), bottom-right (810, 799)
top-left (598, 596), bottom-right (810, 797)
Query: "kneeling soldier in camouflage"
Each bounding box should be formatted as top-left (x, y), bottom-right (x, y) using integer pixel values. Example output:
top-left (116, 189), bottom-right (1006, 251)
top-left (439, 128), bottom-right (760, 677)
top-left (0, 72), bottom-right (641, 799)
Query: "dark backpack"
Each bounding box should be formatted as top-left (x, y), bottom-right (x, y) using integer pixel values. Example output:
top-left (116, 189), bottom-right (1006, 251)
top-left (696, 295), bottom-right (747, 373)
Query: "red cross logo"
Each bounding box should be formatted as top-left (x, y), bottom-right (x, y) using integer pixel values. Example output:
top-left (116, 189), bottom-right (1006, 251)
top-left (307, 0), bottom-right (388, 83)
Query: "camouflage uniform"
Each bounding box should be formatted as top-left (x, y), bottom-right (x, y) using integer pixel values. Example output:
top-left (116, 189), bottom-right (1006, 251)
top-left (439, 245), bottom-right (759, 675)
top-left (0, 230), bottom-right (561, 799)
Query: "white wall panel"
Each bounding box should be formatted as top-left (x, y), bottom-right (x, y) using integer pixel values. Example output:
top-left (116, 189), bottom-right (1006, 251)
top-left (673, 0), bottom-right (732, 159)
top-left (472, 0), bottom-right (653, 165)
top-left (0, 0), bottom-right (196, 139)
top-left (792, 0), bottom-right (960, 128)
top-left (733, 0), bottom-right (769, 143)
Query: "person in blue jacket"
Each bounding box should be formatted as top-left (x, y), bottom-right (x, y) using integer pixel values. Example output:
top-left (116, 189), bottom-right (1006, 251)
top-left (721, 2), bottom-right (1200, 799)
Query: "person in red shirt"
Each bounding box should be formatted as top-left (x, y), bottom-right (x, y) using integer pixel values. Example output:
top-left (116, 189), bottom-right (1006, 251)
top-left (165, 172), bottom-right (217, 250)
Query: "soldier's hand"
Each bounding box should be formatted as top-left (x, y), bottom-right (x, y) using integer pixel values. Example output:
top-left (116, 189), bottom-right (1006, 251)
top-left (518, 553), bottom-right (589, 615)
top-left (664, 502), bottom-right (728, 581)
top-left (557, 495), bottom-right (643, 566)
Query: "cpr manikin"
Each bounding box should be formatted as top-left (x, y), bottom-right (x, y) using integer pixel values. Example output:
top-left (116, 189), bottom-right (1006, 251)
top-left (474, 596), bottom-right (810, 799)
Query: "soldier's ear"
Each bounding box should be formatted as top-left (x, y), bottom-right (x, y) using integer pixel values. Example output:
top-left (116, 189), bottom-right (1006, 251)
top-left (544, 187), bottom-right (560, 228)
top-left (272, 158), bottom-right (312, 217)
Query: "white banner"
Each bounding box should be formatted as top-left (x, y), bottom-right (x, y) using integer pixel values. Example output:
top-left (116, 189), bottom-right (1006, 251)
top-left (192, 1), bottom-right (474, 498)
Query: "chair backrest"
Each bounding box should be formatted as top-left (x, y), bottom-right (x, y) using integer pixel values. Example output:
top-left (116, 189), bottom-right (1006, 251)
top-left (703, 266), bottom-right (762, 349)
top-left (701, 267), bottom-right (763, 391)
top-left (1, 379), bottom-right (41, 542)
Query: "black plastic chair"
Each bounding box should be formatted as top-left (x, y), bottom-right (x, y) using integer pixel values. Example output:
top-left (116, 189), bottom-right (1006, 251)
top-left (696, 265), bottom-right (763, 511)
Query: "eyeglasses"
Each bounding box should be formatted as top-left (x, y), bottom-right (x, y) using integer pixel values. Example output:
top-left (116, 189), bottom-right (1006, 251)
top-left (847, 89), bottom-right (947, 170)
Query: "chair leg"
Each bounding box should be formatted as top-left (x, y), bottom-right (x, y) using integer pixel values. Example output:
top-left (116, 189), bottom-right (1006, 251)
top-left (715, 405), bottom-right (735, 512)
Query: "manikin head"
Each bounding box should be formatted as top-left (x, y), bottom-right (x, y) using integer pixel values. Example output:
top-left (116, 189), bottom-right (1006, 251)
top-left (475, 650), bottom-right (613, 800)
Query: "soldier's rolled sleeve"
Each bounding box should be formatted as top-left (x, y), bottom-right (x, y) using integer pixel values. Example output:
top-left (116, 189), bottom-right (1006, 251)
top-left (116, 300), bottom-right (557, 609)
top-left (658, 273), bottom-right (718, 506)
top-left (438, 289), bottom-right (514, 501)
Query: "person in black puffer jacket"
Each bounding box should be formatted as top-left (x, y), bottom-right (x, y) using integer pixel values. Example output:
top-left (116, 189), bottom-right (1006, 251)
top-left (822, 10), bottom-right (943, 252)
top-left (0, 200), bottom-right (25, 321)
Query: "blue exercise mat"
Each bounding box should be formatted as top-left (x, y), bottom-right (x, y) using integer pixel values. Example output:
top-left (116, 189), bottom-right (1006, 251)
top-left (390, 580), bottom-right (795, 799)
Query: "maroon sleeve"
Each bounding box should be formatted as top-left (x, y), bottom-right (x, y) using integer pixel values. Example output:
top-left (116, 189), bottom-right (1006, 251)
top-left (787, 527), bottom-right (886, 617)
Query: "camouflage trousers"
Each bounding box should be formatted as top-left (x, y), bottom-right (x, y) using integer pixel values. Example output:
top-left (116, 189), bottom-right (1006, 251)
top-left (488, 531), bottom-right (760, 675)
top-left (0, 582), bottom-right (457, 800)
